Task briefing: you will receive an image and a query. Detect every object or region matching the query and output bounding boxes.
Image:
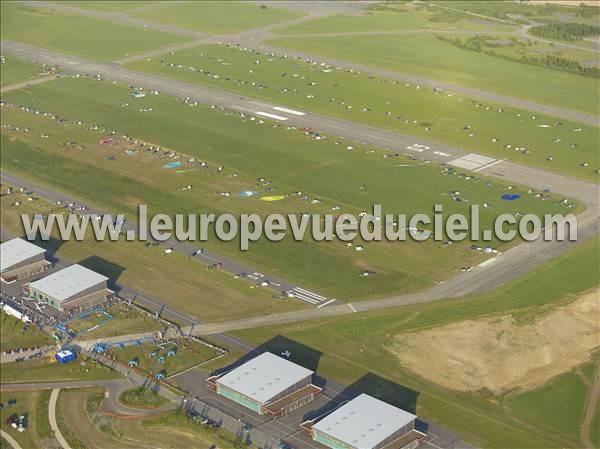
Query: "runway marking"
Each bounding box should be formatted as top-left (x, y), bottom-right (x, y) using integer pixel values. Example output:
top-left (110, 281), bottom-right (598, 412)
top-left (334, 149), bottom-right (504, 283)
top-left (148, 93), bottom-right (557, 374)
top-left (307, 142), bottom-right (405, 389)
top-left (348, 303), bottom-right (357, 313)
top-left (291, 287), bottom-right (329, 306)
top-left (449, 153), bottom-right (498, 171)
top-left (317, 299), bottom-right (336, 308)
top-left (272, 106), bottom-right (305, 116)
top-left (473, 159), bottom-right (504, 172)
top-left (255, 111), bottom-right (288, 121)
top-left (407, 143), bottom-right (430, 153)
top-left (478, 257), bottom-right (497, 268)
top-left (433, 151), bottom-right (451, 157)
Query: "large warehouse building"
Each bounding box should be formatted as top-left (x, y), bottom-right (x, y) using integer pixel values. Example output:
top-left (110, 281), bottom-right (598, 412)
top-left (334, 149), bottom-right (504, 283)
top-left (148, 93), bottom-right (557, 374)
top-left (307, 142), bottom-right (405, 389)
top-left (207, 352), bottom-right (323, 417)
top-left (0, 238), bottom-right (49, 283)
top-left (309, 394), bottom-right (426, 449)
top-left (27, 264), bottom-right (112, 311)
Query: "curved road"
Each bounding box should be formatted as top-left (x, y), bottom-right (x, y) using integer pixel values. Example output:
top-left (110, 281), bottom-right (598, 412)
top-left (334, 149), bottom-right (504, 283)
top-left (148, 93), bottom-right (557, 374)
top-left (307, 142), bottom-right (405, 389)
top-left (0, 429), bottom-right (23, 449)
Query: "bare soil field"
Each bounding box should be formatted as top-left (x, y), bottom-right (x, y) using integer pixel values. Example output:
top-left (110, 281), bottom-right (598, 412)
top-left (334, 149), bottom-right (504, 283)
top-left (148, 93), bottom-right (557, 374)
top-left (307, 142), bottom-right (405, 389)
top-left (388, 289), bottom-right (600, 394)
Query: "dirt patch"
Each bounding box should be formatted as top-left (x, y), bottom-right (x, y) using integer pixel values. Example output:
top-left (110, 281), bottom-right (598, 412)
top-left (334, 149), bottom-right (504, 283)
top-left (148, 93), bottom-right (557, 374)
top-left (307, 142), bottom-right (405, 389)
top-left (388, 289), bottom-right (600, 394)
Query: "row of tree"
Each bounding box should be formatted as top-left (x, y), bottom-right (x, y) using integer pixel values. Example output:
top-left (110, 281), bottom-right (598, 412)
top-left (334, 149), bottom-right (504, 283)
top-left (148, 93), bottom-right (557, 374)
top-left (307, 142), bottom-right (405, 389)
top-left (529, 22), bottom-right (600, 41)
top-left (436, 34), bottom-right (599, 78)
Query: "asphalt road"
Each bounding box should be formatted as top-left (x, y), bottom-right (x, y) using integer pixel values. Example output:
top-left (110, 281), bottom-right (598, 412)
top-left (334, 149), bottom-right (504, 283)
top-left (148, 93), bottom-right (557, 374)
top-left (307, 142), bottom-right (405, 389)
top-left (21, 0), bottom-right (599, 126)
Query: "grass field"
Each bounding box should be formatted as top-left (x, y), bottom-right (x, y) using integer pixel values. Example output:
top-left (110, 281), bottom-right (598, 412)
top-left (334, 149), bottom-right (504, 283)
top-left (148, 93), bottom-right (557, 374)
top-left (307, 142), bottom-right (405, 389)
top-left (0, 355), bottom-right (120, 383)
top-left (233, 236), bottom-right (600, 449)
top-left (0, 55), bottom-right (52, 87)
top-left (504, 357), bottom-right (598, 445)
top-left (0, 311), bottom-right (53, 353)
top-left (0, 2), bottom-right (190, 61)
top-left (0, 77), bottom-right (573, 301)
top-left (119, 387), bottom-right (168, 408)
top-left (0, 390), bottom-right (52, 449)
top-left (55, 0), bottom-right (155, 13)
top-left (265, 33), bottom-right (600, 117)
top-left (0, 188), bottom-right (302, 322)
top-left (127, 43), bottom-right (599, 180)
top-left (105, 337), bottom-right (220, 379)
top-left (59, 387), bottom-right (240, 449)
top-left (272, 2), bottom-right (518, 35)
top-left (131, 1), bottom-right (304, 34)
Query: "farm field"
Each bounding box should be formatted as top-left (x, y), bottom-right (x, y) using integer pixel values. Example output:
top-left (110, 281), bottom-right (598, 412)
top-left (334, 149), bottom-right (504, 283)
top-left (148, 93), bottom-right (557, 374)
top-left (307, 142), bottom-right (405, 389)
top-left (272, 2), bottom-right (519, 35)
top-left (233, 236), bottom-right (600, 449)
top-left (265, 33), bottom-right (600, 116)
top-left (0, 2), bottom-right (191, 61)
top-left (58, 387), bottom-right (239, 449)
top-left (127, 43), bottom-right (599, 180)
top-left (0, 189), bottom-right (299, 322)
top-left (0, 390), bottom-right (52, 449)
top-left (0, 77), bottom-right (573, 301)
top-left (131, 1), bottom-right (305, 34)
top-left (0, 55), bottom-right (54, 88)
top-left (0, 311), bottom-right (53, 353)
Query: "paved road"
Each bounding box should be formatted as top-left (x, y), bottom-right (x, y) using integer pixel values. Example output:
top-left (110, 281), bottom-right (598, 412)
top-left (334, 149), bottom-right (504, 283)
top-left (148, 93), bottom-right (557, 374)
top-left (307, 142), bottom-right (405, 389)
top-left (581, 361), bottom-right (600, 449)
top-left (19, 0), bottom-right (599, 125)
top-left (0, 429), bottom-right (23, 449)
top-left (49, 389), bottom-right (72, 449)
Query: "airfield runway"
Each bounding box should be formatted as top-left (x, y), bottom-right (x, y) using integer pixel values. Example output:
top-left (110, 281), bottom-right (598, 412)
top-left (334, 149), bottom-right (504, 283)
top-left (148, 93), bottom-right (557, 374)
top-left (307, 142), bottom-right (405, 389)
top-left (20, 0), bottom-right (600, 126)
top-left (1, 41), bottom-right (598, 320)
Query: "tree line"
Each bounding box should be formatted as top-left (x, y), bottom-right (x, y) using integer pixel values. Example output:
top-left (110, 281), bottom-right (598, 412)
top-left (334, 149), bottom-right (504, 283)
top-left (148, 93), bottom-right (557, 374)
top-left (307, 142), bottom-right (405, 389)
top-left (529, 22), bottom-right (600, 41)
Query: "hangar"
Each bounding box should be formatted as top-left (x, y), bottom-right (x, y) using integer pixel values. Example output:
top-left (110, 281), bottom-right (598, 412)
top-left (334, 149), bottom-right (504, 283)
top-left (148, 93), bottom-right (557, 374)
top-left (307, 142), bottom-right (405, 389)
top-left (26, 264), bottom-right (113, 311)
top-left (206, 352), bottom-right (323, 417)
top-left (0, 238), bottom-right (49, 283)
top-left (309, 394), bottom-right (426, 449)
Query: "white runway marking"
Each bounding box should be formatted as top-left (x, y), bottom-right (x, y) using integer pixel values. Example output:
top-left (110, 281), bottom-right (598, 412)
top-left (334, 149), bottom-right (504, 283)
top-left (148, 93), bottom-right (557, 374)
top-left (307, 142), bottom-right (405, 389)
top-left (478, 257), bottom-right (497, 268)
top-left (348, 303), bottom-right (357, 313)
top-left (473, 159), bottom-right (504, 172)
top-left (272, 106), bottom-right (306, 116)
top-left (449, 153), bottom-right (499, 171)
top-left (255, 111), bottom-right (288, 121)
top-left (291, 287), bottom-right (330, 306)
top-left (317, 299), bottom-right (336, 308)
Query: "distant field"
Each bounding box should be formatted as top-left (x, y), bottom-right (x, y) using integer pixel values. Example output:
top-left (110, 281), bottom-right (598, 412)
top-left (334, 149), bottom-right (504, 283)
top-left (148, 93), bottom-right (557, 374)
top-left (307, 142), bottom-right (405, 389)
top-left (0, 2), bottom-right (190, 60)
top-left (234, 236), bottom-right (600, 449)
top-left (0, 55), bottom-right (50, 87)
top-left (0, 77), bottom-right (571, 301)
top-left (54, 0), bottom-right (155, 13)
top-left (265, 33), bottom-right (600, 117)
top-left (272, 3), bottom-right (518, 34)
top-left (0, 390), bottom-right (52, 449)
top-left (128, 43), bottom-right (599, 180)
top-left (131, 1), bottom-right (304, 34)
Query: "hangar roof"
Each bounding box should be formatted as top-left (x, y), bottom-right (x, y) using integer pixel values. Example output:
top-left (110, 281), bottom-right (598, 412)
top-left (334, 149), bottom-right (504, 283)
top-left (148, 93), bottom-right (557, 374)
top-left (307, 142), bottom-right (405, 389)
top-left (217, 352), bottom-right (313, 405)
top-left (29, 264), bottom-right (108, 302)
top-left (0, 238), bottom-right (45, 273)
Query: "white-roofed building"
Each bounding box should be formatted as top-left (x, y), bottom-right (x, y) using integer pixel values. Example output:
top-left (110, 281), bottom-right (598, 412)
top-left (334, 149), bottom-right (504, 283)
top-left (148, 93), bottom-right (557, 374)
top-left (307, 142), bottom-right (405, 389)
top-left (27, 264), bottom-right (112, 311)
top-left (310, 394), bottom-right (425, 449)
top-left (208, 352), bottom-right (323, 417)
top-left (0, 238), bottom-right (49, 283)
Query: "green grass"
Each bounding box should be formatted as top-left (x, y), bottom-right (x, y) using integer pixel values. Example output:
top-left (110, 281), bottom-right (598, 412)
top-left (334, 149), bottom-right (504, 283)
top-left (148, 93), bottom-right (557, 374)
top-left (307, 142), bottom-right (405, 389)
top-left (272, 4), bottom-right (518, 35)
top-left (119, 387), bottom-right (168, 408)
top-left (0, 55), bottom-right (51, 87)
top-left (54, 0), bottom-right (155, 13)
top-left (232, 237), bottom-right (600, 449)
top-left (504, 359), bottom-right (595, 445)
top-left (0, 311), bottom-right (53, 353)
top-left (127, 43), bottom-right (599, 180)
top-left (0, 2), bottom-right (191, 61)
top-left (0, 390), bottom-right (53, 449)
top-left (265, 33), bottom-right (600, 117)
top-left (0, 77), bottom-right (572, 301)
top-left (0, 356), bottom-right (121, 383)
top-left (106, 338), bottom-right (220, 379)
top-left (131, 1), bottom-right (304, 34)
top-left (0, 188), bottom-right (303, 322)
